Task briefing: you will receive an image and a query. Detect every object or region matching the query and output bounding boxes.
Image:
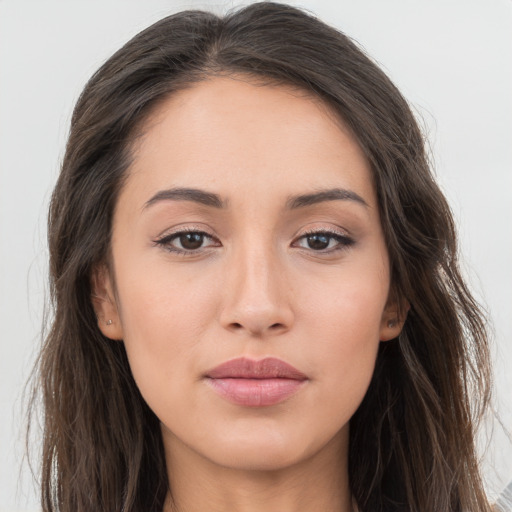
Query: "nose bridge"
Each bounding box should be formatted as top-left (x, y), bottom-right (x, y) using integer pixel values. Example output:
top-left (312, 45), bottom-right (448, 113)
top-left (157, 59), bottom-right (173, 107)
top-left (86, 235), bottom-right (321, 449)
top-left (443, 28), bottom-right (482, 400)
top-left (220, 230), bottom-right (293, 335)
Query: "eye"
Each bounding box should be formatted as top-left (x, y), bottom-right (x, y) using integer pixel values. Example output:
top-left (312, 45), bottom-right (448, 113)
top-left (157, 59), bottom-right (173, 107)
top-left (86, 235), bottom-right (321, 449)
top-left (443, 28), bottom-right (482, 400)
top-left (154, 230), bottom-right (220, 254)
top-left (293, 230), bottom-right (354, 252)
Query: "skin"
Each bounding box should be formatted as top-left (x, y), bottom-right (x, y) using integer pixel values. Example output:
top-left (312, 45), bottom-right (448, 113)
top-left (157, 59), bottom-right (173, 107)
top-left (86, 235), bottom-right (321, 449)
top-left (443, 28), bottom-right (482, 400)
top-left (93, 76), bottom-right (405, 512)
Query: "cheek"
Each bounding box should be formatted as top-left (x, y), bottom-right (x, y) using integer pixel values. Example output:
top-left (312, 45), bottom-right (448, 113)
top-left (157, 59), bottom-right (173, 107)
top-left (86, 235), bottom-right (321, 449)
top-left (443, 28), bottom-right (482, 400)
top-left (116, 252), bottom-right (219, 334)
top-left (298, 266), bottom-right (387, 407)
top-left (112, 257), bottom-right (220, 394)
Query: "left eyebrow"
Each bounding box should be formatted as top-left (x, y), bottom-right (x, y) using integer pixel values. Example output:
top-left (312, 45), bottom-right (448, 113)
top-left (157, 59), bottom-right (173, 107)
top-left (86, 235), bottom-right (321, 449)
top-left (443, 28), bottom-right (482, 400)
top-left (286, 188), bottom-right (369, 209)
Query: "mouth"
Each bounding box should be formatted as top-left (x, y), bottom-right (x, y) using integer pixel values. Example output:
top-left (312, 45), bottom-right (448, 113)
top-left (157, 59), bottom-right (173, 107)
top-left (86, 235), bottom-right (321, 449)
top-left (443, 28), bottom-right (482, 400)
top-left (204, 357), bottom-right (308, 407)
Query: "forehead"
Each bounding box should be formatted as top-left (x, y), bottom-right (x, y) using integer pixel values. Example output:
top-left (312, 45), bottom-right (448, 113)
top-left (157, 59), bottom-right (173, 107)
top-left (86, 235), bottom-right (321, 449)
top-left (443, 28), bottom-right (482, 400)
top-left (125, 75), bottom-right (376, 209)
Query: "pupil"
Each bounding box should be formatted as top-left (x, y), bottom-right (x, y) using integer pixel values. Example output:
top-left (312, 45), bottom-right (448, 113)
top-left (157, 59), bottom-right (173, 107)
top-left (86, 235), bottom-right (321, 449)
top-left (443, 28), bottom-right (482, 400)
top-left (180, 233), bottom-right (203, 250)
top-left (307, 234), bottom-right (329, 250)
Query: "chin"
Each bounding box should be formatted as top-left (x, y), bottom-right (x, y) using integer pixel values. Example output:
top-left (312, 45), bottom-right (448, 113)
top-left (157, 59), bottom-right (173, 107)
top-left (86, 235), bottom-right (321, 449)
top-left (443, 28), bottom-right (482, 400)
top-left (195, 421), bottom-right (347, 473)
top-left (209, 442), bottom-right (309, 472)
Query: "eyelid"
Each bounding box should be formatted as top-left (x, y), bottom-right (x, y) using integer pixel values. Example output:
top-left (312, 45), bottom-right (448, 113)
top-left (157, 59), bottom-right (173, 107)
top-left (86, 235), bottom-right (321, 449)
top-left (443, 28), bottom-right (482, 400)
top-left (153, 225), bottom-right (221, 254)
top-left (293, 224), bottom-right (353, 242)
top-left (296, 225), bottom-right (350, 238)
top-left (152, 224), bottom-right (355, 256)
top-left (291, 226), bottom-right (355, 252)
top-left (155, 222), bottom-right (216, 237)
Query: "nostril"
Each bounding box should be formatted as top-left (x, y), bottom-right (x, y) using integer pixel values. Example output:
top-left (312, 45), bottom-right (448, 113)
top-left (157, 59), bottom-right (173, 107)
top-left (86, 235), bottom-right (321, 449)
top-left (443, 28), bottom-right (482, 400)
top-left (227, 321), bottom-right (285, 334)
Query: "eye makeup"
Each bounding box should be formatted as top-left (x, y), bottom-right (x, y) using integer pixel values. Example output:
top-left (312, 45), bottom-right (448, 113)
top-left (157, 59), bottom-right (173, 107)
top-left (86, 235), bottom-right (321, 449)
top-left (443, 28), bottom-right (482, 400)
top-left (153, 224), bottom-right (355, 258)
top-left (292, 228), bottom-right (355, 253)
top-left (152, 224), bottom-right (221, 256)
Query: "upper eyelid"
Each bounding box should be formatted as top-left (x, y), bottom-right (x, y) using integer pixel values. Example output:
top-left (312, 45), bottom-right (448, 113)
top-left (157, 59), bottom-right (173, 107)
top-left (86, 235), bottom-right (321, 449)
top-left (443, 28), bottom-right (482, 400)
top-left (156, 226), bottom-right (351, 239)
top-left (156, 225), bottom-right (217, 239)
top-left (154, 231), bottom-right (352, 257)
top-left (153, 228), bottom-right (220, 252)
top-left (293, 226), bottom-right (351, 240)
top-left (154, 231), bottom-right (220, 256)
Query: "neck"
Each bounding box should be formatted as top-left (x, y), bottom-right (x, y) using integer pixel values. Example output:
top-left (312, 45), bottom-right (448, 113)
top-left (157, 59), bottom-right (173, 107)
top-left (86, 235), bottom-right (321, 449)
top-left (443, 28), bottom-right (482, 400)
top-left (162, 429), bottom-right (353, 512)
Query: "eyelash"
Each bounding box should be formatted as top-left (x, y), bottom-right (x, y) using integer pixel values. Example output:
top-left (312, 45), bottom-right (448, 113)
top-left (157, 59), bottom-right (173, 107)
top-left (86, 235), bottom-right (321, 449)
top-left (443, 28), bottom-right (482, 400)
top-left (153, 228), bottom-right (220, 256)
top-left (153, 228), bottom-right (355, 255)
top-left (292, 229), bottom-right (355, 253)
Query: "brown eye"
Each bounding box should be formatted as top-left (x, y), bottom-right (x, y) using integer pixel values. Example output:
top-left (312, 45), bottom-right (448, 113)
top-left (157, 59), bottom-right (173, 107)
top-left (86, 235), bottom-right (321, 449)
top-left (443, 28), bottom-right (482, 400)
top-left (179, 232), bottom-right (204, 250)
top-left (294, 230), bottom-right (355, 252)
top-left (306, 234), bottom-right (330, 250)
top-left (155, 230), bottom-right (220, 254)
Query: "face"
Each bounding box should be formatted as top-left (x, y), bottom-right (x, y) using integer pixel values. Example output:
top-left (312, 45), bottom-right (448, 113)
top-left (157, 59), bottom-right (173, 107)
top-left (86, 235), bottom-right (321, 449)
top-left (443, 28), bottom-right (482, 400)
top-left (94, 76), bottom-right (402, 473)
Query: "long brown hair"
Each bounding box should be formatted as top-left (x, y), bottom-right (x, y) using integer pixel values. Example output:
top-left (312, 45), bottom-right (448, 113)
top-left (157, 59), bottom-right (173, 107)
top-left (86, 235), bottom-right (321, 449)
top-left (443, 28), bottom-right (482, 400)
top-left (30, 3), bottom-right (492, 511)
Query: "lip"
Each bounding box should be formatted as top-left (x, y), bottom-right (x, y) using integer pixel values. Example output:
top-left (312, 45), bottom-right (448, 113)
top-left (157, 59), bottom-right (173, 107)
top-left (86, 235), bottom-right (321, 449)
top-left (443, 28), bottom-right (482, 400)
top-left (204, 357), bottom-right (308, 407)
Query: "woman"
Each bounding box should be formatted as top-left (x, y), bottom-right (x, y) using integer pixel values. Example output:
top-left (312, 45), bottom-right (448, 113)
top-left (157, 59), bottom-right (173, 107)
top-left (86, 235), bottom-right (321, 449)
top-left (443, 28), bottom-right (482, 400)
top-left (32, 2), bottom-right (493, 511)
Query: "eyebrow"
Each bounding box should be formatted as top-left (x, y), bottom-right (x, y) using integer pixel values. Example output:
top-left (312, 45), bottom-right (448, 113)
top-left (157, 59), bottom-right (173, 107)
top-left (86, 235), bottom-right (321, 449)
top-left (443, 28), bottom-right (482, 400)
top-left (286, 188), bottom-right (369, 209)
top-left (142, 186), bottom-right (369, 211)
top-left (143, 187), bottom-right (226, 210)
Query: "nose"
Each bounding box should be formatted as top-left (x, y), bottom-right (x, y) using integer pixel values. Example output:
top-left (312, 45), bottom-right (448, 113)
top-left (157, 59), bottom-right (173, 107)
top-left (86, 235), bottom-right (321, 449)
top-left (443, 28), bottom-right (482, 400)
top-left (219, 243), bottom-right (294, 337)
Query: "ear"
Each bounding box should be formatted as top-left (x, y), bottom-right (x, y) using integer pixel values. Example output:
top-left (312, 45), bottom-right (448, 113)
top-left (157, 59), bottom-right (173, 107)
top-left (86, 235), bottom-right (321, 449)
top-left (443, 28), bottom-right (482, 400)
top-left (379, 291), bottom-right (409, 342)
top-left (90, 264), bottom-right (124, 340)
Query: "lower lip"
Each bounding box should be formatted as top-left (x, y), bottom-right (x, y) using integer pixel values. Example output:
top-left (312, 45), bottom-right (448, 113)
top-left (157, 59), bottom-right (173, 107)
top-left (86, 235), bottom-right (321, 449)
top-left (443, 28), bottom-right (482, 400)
top-left (206, 378), bottom-right (306, 407)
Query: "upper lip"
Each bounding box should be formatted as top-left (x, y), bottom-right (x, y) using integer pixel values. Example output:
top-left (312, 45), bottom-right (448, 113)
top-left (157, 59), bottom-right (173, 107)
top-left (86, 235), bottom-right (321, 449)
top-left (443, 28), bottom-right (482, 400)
top-left (205, 357), bottom-right (308, 380)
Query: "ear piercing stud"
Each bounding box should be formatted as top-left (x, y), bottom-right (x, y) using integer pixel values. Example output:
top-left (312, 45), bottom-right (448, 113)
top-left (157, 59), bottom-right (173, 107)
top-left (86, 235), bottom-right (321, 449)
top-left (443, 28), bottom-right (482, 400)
top-left (387, 320), bottom-right (396, 328)
top-left (106, 319), bottom-right (113, 326)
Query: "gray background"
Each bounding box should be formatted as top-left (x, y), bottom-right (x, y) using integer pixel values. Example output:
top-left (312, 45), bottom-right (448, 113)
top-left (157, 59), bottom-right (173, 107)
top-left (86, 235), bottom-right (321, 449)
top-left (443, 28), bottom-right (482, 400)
top-left (1, 1), bottom-right (511, 510)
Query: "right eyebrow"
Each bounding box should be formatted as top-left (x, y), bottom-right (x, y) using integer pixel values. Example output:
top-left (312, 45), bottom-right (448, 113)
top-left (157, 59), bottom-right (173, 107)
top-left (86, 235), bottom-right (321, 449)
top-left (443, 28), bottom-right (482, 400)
top-left (142, 187), bottom-right (226, 211)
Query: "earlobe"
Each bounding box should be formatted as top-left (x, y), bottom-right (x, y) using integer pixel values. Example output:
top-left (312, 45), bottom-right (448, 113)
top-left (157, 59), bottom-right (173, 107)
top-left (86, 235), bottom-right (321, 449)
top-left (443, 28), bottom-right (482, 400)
top-left (379, 297), bottom-right (410, 342)
top-left (90, 264), bottom-right (124, 340)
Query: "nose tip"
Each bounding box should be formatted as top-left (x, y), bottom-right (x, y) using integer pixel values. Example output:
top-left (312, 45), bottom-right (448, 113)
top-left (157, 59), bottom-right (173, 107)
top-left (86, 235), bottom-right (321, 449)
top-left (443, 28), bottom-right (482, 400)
top-left (219, 255), bottom-right (294, 337)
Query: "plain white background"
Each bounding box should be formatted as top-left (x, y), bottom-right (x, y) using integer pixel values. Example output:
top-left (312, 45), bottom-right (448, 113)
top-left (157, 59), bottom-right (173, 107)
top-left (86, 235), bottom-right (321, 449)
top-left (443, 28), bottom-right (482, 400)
top-left (0, 1), bottom-right (511, 510)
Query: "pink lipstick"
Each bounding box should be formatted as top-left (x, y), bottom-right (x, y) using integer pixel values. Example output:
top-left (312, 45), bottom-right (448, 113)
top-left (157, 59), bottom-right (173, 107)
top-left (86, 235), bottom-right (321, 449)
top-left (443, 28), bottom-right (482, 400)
top-left (204, 357), bottom-right (308, 407)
